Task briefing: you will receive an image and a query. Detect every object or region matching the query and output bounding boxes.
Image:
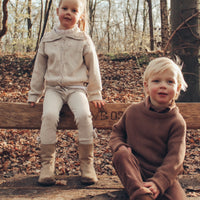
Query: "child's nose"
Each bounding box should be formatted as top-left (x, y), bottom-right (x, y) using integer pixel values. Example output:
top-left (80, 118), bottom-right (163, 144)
top-left (160, 81), bottom-right (167, 88)
top-left (65, 10), bottom-right (71, 15)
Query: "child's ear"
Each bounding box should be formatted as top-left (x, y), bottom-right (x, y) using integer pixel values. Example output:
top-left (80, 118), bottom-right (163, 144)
top-left (175, 84), bottom-right (181, 99)
top-left (56, 8), bottom-right (59, 16)
top-left (79, 13), bottom-right (85, 21)
top-left (177, 84), bottom-right (181, 92)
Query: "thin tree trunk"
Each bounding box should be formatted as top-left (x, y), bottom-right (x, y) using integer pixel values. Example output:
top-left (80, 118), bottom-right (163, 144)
top-left (126, 0), bottom-right (134, 33)
top-left (160, 0), bottom-right (169, 50)
top-left (12, 0), bottom-right (19, 53)
top-left (40, 0), bottom-right (52, 41)
top-left (107, 0), bottom-right (111, 52)
top-left (146, 0), bottom-right (154, 50)
top-left (32, 0), bottom-right (52, 66)
top-left (88, 0), bottom-right (97, 38)
top-left (35, 0), bottom-right (43, 51)
top-left (0, 0), bottom-right (2, 30)
top-left (134, 0), bottom-right (140, 30)
top-left (0, 0), bottom-right (9, 40)
top-left (27, 0), bottom-right (32, 52)
top-left (123, 11), bottom-right (127, 51)
top-left (141, 0), bottom-right (148, 47)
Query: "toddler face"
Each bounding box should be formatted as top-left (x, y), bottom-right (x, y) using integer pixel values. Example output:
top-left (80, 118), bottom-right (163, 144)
top-left (144, 69), bottom-right (180, 108)
top-left (57, 0), bottom-right (83, 30)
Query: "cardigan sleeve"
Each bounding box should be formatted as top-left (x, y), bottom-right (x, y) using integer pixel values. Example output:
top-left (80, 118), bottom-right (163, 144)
top-left (28, 40), bottom-right (47, 103)
top-left (148, 117), bottom-right (186, 195)
top-left (83, 35), bottom-right (102, 101)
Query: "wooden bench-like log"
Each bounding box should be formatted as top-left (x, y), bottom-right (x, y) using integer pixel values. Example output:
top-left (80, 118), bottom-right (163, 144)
top-left (0, 102), bottom-right (199, 129)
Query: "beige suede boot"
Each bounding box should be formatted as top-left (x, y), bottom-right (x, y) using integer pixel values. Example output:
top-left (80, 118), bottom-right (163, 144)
top-left (38, 144), bottom-right (56, 186)
top-left (79, 144), bottom-right (98, 185)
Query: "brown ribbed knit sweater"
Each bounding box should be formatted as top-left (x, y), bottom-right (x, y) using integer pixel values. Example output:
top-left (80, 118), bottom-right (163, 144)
top-left (109, 97), bottom-right (186, 194)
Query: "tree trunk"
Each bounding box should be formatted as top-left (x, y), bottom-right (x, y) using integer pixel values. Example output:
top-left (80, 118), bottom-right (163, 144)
top-left (160, 0), bottom-right (169, 50)
top-left (35, 0), bottom-right (43, 51)
top-left (40, 0), bottom-right (52, 41)
top-left (88, 0), bottom-right (97, 38)
top-left (107, 0), bottom-right (111, 52)
top-left (32, 0), bottom-right (52, 66)
top-left (171, 0), bottom-right (200, 102)
top-left (134, 0), bottom-right (140, 31)
top-left (13, 0), bottom-right (19, 53)
top-left (0, 0), bottom-right (2, 30)
top-left (123, 11), bottom-right (127, 51)
top-left (27, 0), bottom-right (32, 52)
top-left (0, 0), bottom-right (9, 40)
top-left (126, 0), bottom-right (134, 33)
top-left (141, 0), bottom-right (148, 47)
top-left (146, 0), bottom-right (154, 50)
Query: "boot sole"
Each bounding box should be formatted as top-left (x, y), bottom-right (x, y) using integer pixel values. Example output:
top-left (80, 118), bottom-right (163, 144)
top-left (81, 177), bottom-right (98, 185)
top-left (38, 178), bottom-right (56, 186)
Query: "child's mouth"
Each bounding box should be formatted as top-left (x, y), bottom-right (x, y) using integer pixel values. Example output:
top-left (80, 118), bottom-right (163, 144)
top-left (158, 92), bottom-right (167, 96)
top-left (64, 17), bottom-right (71, 21)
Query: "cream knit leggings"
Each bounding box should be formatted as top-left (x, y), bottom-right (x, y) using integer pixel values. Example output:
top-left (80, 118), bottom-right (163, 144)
top-left (40, 86), bottom-right (94, 145)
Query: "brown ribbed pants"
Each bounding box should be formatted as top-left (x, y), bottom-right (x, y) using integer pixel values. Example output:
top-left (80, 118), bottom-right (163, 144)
top-left (112, 148), bottom-right (187, 200)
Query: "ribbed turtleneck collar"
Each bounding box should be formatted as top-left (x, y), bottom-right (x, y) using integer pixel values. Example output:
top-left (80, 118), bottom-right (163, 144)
top-left (145, 96), bottom-right (176, 113)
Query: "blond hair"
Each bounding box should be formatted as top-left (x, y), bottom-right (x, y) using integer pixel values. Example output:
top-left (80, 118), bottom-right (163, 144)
top-left (143, 57), bottom-right (188, 98)
top-left (58, 0), bottom-right (87, 31)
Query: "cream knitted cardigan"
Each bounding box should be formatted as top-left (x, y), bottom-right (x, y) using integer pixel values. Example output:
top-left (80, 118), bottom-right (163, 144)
top-left (28, 25), bottom-right (102, 103)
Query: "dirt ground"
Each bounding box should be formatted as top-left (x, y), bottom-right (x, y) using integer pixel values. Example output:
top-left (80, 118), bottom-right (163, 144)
top-left (0, 174), bottom-right (200, 200)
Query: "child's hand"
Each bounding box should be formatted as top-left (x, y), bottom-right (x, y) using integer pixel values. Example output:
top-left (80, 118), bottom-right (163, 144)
top-left (28, 102), bottom-right (35, 107)
top-left (118, 145), bottom-right (132, 153)
top-left (143, 181), bottom-right (160, 199)
top-left (92, 100), bottom-right (105, 108)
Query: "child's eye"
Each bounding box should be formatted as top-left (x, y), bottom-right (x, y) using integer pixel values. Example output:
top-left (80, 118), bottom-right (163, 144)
top-left (72, 9), bottom-right (78, 13)
top-left (152, 79), bottom-right (159, 83)
top-left (168, 80), bottom-right (175, 84)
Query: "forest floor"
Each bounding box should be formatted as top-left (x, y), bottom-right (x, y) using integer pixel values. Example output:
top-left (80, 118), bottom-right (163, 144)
top-left (0, 53), bottom-right (200, 199)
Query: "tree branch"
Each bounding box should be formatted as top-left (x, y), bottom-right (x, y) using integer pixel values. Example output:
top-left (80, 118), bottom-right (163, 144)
top-left (164, 11), bottom-right (200, 53)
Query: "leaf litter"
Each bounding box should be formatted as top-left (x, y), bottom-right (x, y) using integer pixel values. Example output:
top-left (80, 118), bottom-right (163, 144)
top-left (0, 53), bottom-right (199, 196)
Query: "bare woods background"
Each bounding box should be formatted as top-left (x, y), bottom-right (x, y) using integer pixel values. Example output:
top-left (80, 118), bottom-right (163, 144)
top-left (0, 0), bottom-right (200, 101)
top-left (0, 0), bottom-right (170, 53)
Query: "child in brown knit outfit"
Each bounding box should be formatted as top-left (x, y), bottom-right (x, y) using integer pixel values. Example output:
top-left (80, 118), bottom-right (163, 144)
top-left (109, 57), bottom-right (188, 200)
